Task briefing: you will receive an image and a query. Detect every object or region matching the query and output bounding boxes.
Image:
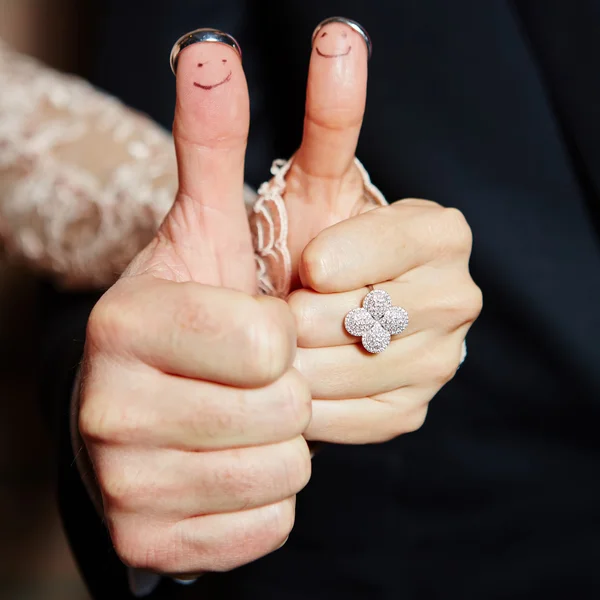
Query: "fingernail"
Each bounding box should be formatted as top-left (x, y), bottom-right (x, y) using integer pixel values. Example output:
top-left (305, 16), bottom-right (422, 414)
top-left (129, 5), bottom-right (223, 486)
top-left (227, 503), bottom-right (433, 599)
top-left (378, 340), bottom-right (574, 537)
top-left (174, 577), bottom-right (200, 585)
top-left (311, 17), bottom-right (372, 59)
top-left (170, 28), bottom-right (242, 75)
top-left (128, 568), bottom-right (162, 597)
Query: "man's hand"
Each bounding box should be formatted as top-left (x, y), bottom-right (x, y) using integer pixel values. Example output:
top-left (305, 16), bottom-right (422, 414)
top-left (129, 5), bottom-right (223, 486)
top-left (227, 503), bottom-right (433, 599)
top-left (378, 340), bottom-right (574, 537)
top-left (78, 38), bottom-right (311, 576)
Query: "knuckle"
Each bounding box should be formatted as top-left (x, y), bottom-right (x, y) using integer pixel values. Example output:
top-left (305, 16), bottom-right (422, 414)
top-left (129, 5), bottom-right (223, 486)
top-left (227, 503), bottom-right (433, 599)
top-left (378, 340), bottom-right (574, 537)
top-left (110, 519), bottom-right (171, 572)
top-left (245, 298), bottom-right (296, 384)
top-left (86, 291), bottom-right (133, 353)
top-left (429, 350), bottom-right (460, 385)
top-left (463, 282), bottom-right (483, 322)
top-left (264, 497), bottom-right (296, 549)
top-left (441, 281), bottom-right (484, 328)
top-left (79, 397), bottom-right (121, 442)
top-left (282, 437), bottom-right (312, 496)
top-left (109, 524), bottom-right (142, 568)
top-left (78, 398), bottom-right (112, 443)
top-left (110, 528), bottom-right (147, 569)
top-left (78, 398), bottom-right (135, 444)
top-left (400, 407), bottom-right (429, 434)
top-left (97, 466), bottom-right (132, 509)
top-left (97, 461), bottom-right (152, 512)
top-left (440, 207), bottom-right (473, 252)
top-left (279, 369), bottom-right (313, 434)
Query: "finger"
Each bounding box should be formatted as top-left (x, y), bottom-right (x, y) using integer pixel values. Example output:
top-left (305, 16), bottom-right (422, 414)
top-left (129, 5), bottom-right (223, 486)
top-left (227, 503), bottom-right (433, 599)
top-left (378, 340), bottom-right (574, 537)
top-left (118, 498), bottom-right (296, 574)
top-left (300, 202), bottom-right (473, 293)
top-left (288, 275), bottom-right (479, 348)
top-left (97, 436), bottom-right (311, 517)
top-left (305, 389), bottom-right (429, 444)
top-left (294, 17), bottom-right (370, 180)
top-left (88, 276), bottom-right (296, 387)
top-left (85, 368), bottom-right (312, 450)
top-left (294, 331), bottom-right (464, 399)
top-left (163, 32), bottom-right (255, 292)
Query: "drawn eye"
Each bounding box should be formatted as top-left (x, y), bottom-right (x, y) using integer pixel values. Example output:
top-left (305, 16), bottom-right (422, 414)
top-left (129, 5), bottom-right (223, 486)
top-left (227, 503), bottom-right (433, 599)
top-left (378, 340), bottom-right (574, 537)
top-left (342, 31), bottom-right (347, 38)
top-left (222, 59), bottom-right (227, 63)
top-left (198, 62), bottom-right (204, 67)
top-left (321, 31), bottom-right (327, 37)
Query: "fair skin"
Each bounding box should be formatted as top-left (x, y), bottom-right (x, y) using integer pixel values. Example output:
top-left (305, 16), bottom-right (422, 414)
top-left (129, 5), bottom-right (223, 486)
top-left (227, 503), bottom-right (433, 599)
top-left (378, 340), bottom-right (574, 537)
top-left (79, 22), bottom-right (481, 577)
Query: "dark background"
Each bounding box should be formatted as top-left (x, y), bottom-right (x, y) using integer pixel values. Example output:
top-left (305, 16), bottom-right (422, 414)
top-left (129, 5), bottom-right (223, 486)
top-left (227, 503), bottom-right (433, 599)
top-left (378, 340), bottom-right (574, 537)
top-left (2, 1), bottom-right (600, 598)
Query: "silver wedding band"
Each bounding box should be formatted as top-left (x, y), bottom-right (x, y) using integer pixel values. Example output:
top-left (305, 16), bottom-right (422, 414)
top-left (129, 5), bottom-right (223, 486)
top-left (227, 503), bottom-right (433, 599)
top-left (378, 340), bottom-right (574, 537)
top-left (312, 17), bottom-right (372, 59)
top-left (170, 19), bottom-right (369, 75)
top-left (170, 28), bottom-right (242, 75)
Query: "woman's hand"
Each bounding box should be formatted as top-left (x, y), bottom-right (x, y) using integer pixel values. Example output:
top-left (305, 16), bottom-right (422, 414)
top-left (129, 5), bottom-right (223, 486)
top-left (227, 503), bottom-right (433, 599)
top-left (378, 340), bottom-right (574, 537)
top-left (278, 19), bottom-right (375, 289)
top-left (290, 199), bottom-right (481, 443)
top-left (268, 18), bottom-right (482, 443)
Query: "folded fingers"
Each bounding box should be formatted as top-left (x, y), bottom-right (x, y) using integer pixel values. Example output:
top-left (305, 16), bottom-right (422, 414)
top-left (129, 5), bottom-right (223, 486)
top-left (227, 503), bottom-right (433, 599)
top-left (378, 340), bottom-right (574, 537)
top-left (304, 388), bottom-right (431, 444)
top-left (89, 276), bottom-right (296, 388)
top-left (112, 498), bottom-right (297, 574)
top-left (294, 329), bottom-right (466, 400)
top-left (288, 275), bottom-right (479, 349)
top-left (300, 201), bottom-right (474, 293)
top-left (81, 367), bottom-right (312, 451)
top-left (96, 436), bottom-right (311, 518)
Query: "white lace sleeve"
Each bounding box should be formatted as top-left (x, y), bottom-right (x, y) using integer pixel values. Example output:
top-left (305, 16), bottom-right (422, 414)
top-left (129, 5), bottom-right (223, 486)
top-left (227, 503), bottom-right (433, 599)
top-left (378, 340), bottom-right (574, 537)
top-left (0, 39), bottom-right (178, 288)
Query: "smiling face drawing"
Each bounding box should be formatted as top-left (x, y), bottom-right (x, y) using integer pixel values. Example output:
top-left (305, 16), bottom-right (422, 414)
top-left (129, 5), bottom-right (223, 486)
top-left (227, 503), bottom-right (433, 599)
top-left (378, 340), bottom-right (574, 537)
top-left (314, 22), bottom-right (353, 58)
top-left (193, 54), bottom-right (232, 90)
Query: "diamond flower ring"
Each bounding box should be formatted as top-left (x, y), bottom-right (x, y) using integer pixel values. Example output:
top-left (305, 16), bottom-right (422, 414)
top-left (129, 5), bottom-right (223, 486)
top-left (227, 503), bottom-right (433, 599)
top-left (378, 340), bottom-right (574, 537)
top-left (344, 287), bottom-right (409, 354)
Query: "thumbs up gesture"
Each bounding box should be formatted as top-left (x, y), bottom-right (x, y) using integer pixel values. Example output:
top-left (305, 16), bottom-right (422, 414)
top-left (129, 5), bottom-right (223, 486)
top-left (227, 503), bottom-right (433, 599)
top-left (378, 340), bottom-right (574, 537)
top-left (78, 18), bottom-right (481, 578)
top-left (79, 34), bottom-right (311, 576)
top-left (255, 19), bottom-right (481, 444)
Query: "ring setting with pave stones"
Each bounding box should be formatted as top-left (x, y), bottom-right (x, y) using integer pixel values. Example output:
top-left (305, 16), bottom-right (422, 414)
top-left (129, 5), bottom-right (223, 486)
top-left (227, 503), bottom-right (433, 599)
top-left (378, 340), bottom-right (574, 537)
top-left (344, 288), bottom-right (409, 354)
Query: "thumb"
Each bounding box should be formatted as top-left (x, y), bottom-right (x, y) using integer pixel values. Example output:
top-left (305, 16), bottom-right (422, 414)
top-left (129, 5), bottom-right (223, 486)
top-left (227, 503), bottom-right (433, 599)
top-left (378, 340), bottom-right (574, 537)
top-left (283, 18), bottom-right (371, 288)
top-left (295, 17), bottom-right (370, 180)
top-left (159, 30), bottom-right (255, 293)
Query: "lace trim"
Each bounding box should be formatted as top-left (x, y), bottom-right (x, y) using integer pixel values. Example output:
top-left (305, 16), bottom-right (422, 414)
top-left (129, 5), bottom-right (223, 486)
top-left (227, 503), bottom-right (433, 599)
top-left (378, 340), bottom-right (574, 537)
top-left (251, 158), bottom-right (293, 297)
top-left (250, 156), bottom-right (388, 298)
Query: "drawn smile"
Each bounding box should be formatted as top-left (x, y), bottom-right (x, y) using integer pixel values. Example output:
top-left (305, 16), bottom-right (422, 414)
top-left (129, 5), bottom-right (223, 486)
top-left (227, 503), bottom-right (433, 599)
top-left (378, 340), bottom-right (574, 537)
top-left (315, 46), bottom-right (352, 58)
top-left (193, 70), bottom-right (232, 90)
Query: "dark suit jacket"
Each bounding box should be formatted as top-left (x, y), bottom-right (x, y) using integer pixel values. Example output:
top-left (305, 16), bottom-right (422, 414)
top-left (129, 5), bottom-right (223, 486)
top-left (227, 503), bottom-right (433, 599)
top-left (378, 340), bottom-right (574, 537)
top-left (42, 1), bottom-right (600, 598)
